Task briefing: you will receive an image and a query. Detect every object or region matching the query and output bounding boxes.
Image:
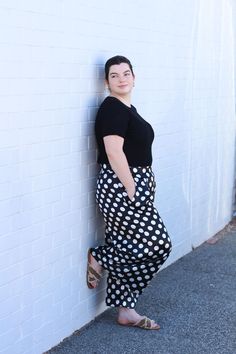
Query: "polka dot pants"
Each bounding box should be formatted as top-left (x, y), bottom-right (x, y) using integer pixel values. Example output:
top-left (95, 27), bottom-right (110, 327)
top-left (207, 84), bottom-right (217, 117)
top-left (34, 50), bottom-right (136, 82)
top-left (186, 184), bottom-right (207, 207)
top-left (90, 164), bottom-right (172, 309)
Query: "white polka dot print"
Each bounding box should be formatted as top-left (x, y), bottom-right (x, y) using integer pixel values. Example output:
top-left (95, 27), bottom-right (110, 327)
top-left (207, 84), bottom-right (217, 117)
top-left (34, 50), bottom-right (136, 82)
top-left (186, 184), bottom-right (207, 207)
top-left (91, 164), bottom-right (172, 309)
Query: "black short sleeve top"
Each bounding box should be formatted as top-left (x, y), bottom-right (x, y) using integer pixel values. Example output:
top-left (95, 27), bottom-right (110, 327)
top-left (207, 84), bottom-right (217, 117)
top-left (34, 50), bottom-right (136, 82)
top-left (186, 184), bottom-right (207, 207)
top-left (95, 96), bottom-right (155, 167)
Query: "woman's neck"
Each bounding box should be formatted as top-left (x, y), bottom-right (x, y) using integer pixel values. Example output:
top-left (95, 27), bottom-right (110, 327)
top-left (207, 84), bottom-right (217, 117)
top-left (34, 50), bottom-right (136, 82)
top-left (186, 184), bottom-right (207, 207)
top-left (109, 94), bottom-right (131, 108)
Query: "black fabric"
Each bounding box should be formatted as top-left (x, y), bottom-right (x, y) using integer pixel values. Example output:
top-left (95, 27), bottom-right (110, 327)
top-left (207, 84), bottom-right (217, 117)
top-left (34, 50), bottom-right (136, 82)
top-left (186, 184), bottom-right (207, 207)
top-left (90, 164), bottom-right (172, 308)
top-left (95, 96), bottom-right (155, 167)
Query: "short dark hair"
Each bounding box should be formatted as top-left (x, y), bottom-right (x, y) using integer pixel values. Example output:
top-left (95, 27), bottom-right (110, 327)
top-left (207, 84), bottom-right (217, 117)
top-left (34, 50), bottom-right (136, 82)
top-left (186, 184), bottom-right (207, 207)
top-left (105, 55), bottom-right (134, 81)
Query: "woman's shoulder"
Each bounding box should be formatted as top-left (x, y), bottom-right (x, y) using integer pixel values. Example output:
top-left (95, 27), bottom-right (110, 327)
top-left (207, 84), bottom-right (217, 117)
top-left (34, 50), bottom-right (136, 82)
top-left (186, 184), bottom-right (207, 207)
top-left (103, 96), bottom-right (137, 113)
top-left (97, 96), bottom-right (132, 117)
top-left (100, 96), bottom-right (125, 109)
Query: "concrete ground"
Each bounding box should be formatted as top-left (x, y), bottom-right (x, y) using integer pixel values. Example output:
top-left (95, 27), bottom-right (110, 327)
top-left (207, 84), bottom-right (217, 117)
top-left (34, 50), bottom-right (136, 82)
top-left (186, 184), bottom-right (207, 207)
top-left (46, 221), bottom-right (236, 354)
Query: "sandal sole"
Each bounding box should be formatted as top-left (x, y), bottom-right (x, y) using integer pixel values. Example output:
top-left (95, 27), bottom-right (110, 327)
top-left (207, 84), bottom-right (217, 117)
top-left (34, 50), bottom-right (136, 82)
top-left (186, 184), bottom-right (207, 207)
top-left (117, 316), bottom-right (160, 330)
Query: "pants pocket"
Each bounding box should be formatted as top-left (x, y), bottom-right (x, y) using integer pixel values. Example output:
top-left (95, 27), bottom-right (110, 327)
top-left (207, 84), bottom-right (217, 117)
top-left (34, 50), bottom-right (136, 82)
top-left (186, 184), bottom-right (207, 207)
top-left (122, 178), bottom-right (151, 207)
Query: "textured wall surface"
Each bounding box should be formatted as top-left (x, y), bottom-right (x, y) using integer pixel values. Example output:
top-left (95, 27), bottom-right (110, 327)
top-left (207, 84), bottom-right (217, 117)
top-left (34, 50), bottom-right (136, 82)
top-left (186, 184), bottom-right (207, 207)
top-left (231, 0), bottom-right (236, 214)
top-left (0, 1), bottom-right (235, 353)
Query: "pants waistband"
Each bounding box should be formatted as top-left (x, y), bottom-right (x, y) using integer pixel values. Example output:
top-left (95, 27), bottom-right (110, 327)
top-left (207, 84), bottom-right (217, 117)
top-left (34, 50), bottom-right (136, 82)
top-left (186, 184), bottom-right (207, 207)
top-left (100, 163), bottom-right (152, 173)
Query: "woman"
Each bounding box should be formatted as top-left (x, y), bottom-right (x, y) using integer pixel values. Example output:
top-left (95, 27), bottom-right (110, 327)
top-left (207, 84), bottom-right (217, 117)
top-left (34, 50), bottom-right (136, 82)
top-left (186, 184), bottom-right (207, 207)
top-left (87, 55), bottom-right (172, 330)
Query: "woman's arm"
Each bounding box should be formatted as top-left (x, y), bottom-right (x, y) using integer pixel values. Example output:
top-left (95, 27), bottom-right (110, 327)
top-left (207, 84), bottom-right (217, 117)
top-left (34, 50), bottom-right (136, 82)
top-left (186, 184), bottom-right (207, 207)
top-left (103, 135), bottom-right (135, 200)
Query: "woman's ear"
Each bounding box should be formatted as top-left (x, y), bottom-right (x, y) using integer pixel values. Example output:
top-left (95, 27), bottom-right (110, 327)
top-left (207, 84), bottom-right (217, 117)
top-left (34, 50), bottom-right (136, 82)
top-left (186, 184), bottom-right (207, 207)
top-left (104, 79), bottom-right (109, 90)
top-left (132, 74), bottom-right (135, 87)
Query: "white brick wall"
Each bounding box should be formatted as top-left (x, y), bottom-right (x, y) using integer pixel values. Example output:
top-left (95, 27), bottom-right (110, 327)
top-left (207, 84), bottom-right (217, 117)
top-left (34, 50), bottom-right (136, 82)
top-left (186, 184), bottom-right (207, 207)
top-left (0, 1), bottom-right (235, 353)
top-left (231, 0), bottom-right (236, 213)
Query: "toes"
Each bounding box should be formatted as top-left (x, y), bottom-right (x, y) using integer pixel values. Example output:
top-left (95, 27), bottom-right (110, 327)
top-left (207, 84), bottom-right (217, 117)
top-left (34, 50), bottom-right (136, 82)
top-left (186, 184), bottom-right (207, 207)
top-left (151, 320), bottom-right (160, 329)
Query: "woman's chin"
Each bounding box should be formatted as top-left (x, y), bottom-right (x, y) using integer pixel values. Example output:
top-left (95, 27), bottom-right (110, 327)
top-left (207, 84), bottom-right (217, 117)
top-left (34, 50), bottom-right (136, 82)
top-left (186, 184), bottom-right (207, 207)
top-left (116, 88), bottom-right (132, 96)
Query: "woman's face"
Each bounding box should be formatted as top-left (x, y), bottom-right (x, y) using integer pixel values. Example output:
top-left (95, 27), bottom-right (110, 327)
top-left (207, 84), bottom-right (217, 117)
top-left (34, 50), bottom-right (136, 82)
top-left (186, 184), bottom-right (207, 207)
top-left (106, 63), bottom-right (135, 97)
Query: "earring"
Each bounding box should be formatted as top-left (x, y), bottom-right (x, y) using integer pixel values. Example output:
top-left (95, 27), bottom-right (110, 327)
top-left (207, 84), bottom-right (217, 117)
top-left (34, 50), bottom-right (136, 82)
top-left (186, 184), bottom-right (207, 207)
top-left (133, 82), bottom-right (135, 87)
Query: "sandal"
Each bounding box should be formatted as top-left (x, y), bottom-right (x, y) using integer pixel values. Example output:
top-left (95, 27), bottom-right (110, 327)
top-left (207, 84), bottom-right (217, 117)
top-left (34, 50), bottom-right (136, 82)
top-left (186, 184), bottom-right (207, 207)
top-left (117, 316), bottom-right (160, 330)
top-left (86, 248), bottom-right (102, 289)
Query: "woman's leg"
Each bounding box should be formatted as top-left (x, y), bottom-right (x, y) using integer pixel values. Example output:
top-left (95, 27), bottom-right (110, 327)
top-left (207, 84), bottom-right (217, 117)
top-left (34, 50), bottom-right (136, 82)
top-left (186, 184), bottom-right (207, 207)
top-left (88, 252), bottom-right (160, 328)
top-left (90, 165), bottom-right (171, 327)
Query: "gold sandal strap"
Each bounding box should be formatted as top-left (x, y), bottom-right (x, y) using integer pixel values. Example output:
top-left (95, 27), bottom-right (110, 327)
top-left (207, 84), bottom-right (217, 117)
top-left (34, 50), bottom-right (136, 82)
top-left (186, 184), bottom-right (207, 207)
top-left (135, 317), bottom-right (152, 329)
top-left (88, 265), bottom-right (101, 280)
top-left (135, 317), bottom-right (147, 328)
top-left (145, 318), bottom-right (152, 328)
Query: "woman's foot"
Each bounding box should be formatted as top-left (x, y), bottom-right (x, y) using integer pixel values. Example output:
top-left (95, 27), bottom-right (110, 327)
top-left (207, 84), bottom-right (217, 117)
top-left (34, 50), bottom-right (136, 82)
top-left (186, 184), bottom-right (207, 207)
top-left (87, 250), bottom-right (103, 289)
top-left (117, 308), bottom-right (160, 329)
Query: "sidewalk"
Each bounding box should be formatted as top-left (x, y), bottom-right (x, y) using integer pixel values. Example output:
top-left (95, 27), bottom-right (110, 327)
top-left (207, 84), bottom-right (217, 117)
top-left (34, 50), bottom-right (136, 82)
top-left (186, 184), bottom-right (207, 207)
top-left (46, 221), bottom-right (236, 354)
